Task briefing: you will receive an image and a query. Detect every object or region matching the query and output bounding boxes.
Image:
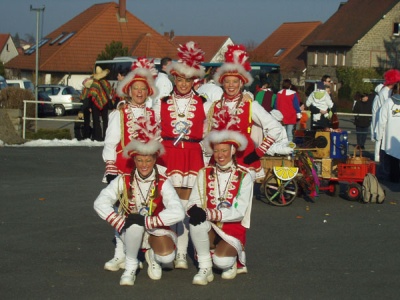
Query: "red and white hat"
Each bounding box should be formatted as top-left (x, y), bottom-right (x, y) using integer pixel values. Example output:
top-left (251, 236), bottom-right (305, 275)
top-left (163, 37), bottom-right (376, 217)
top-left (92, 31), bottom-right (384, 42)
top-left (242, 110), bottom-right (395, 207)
top-left (123, 116), bottom-right (164, 157)
top-left (214, 44), bottom-right (253, 86)
top-left (383, 69), bottom-right (400, 86)
top-left (167, 41), bottom-right (205, 79)
top-left (118, 57), bottom-right (159, 97)
top-left (203, 109), bottom-right (248, 154)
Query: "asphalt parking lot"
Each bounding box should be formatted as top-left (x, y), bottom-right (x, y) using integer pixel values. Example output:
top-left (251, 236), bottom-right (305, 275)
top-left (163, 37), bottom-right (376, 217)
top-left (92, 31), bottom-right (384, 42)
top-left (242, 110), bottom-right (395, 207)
top-left (1, 145), bottom-right (399, 300)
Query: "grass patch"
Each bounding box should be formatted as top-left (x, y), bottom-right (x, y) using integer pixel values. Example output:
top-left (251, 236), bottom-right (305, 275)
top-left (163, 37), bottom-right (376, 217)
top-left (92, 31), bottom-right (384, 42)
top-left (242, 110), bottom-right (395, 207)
top-left (26, 128), bottom-right (72, 140)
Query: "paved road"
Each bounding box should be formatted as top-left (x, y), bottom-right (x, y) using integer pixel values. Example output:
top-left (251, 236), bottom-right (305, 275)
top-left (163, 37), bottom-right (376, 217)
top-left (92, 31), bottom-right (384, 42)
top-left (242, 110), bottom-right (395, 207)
top-left (1, 146), bottom-right (399, 299)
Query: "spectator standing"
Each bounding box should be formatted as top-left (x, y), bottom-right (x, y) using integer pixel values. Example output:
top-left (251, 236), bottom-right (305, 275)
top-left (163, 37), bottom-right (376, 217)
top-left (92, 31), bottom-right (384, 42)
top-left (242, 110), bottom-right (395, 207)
top-left (371, 69), bottom-right (400, 162)
top-left (306, 82), bottom-right (336, 130)
top-left (352, 92), bottom-right (372, 149)
top-left (151, 57), bottom-right (173, 108)
top-left (153, 41), bottom-right (210, 270)
top-left (274, 79), bottom-right (301, 142)
top-left (254, 78), bottom-right (276, 112)
top-left (94, 126), bottom-right (185, 286)
top-left (375, 87), bottom-right (400, 182)
top-left (89, 66), bottom-right (112, 141)
top-left (187, 120), bottom-right (253, 285)
top-left (79, 77), bottom-right (93, 140)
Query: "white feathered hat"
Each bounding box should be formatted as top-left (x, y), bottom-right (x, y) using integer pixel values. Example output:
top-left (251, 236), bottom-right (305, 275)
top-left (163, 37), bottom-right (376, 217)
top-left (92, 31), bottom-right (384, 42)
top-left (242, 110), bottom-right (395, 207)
top-left (214, 44), bottom-right (253, 86)
top-left (123, 117), bottom-right (164, 158)
top-left (118, 57), bottom-right (159, 98)
top-left (203, 109), bottom-right (248, 155)
top-left (167, 41), bottom-right (205, 79)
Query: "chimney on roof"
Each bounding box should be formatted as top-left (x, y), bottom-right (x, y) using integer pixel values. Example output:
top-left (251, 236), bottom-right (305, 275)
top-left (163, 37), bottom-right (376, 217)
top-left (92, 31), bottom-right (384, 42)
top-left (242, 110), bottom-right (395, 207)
top-left (119, 0), bottom-right (126, 19)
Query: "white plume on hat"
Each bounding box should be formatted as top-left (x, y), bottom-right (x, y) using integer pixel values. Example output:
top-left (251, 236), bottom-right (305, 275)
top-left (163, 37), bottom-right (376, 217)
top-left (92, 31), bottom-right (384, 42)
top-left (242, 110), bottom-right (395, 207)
top-left (167, 41), bottom-right (205, 79)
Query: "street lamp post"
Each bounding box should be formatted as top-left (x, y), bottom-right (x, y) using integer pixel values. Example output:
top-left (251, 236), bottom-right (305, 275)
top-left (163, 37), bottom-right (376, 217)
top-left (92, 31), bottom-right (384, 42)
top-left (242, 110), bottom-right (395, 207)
top-left (30, 5), bottom-right (45, 132)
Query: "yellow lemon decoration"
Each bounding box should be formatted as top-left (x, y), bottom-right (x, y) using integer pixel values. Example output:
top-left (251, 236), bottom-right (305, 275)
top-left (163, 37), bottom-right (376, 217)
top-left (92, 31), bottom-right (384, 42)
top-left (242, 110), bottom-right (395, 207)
top-left (273, 166), bottom-right (299, 181)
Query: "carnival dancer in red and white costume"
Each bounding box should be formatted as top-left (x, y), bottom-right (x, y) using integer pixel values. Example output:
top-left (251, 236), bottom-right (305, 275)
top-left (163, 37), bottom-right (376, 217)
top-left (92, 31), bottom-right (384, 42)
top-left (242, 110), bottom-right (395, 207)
top-left (207, 45), bottom-right (288, 181)
top-left (94, 120), bottom-right (184, 286)
top-left (187, 113), bottom-right (253, 285)
top-left (153, 41), bottom-right (211, 269)
top-left (101, 58), bottom-right (159, 272)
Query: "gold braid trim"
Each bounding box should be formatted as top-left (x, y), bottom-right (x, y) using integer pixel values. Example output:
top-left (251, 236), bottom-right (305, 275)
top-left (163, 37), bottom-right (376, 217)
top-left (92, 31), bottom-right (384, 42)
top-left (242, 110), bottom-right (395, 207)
top-left (118, 175), bottom-right (131, 215)
top-left (206, 101), bottom-right (218, 133)
top-left (119, 109), bottom-right (126, 148)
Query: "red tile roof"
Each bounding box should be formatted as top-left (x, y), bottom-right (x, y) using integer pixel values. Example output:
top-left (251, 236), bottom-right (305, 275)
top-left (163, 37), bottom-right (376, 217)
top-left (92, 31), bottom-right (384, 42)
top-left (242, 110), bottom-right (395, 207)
top-left (302, 0), bottom-right (399, 46)
top-left (171, 36), bottom-right (231, 62)
top-left (251, 22), bottom-right (321, 74)
top-left (0, 34), bottom-right (11, 51)
top-left (5, 2), bottom-right (178, 73)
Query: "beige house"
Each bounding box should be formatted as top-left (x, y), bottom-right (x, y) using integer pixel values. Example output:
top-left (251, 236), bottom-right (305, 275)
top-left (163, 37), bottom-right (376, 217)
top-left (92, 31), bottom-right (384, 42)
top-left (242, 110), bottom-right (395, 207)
top-left (0, 34), bottom-right (19, 65)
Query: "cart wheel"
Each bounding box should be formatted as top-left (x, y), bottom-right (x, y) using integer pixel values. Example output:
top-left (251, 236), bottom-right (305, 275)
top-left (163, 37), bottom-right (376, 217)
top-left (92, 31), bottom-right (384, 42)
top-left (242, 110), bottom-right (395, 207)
top-left (264, 175), bottom-right (298, 206)
top-left (346, 183), bottom-right (362, 201)
top-left (325, 182), bottom-right (337, 197)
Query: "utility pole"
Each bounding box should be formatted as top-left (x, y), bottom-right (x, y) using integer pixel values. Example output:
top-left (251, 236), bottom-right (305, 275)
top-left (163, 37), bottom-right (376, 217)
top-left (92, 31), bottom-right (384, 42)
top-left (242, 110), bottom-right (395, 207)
top-left (30, 4), bottom-right (45, 132)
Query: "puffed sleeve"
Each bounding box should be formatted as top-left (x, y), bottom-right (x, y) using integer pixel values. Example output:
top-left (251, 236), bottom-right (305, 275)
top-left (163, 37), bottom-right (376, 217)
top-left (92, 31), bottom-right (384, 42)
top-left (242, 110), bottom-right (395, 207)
top-left (102, 110), bottom-right (122, 162)
top-left (94, 176), bottom-right (125, 232)
top-left (251, 101), bottom-right (282, 140)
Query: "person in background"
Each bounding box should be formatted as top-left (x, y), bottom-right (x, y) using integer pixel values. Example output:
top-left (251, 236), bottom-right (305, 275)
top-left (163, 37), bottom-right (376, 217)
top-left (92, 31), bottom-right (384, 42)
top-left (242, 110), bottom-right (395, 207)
top-left (306, 82), bottom-right (336, 130)
top-left (375, 85), bottom-right (400, 183)
top-left (101, 58), bottom-right (159, 272)
top-left (187, 118), bottom-right (253, 285)
top-left (196, 66), bottom-right (223, 103)
top-left (208, 44), bottom-right (286, 182)
top-left (79, 77), bottom-right (93, 140)
top-left (352, 92), bottom-right (372, 150)
top-left (298, 101), bottom-right (309, 130)
top-left (151, 57), bottom-right (173, 108)
top-left (94, 125), bottom-right (185, 286)
top-left (321, 74), bottom-right (332, 88)
top-left (153, 41), bottom-right (211, 270)
top-left (274, 79), bottom-right (301, 142)
top-left (371, 69), bottom-right (400, 163)
top-left (89, 66), bottom-right (112, 141)
top-left (254, 77), bottom-right (275, 113)
top-left (110, 66), bottom-right (130, 109)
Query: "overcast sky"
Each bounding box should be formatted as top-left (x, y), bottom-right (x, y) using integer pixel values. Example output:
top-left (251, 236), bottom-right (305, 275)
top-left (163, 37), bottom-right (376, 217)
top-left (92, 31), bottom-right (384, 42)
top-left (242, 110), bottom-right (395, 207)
top-left (1, 0), bottom-right (344, 45)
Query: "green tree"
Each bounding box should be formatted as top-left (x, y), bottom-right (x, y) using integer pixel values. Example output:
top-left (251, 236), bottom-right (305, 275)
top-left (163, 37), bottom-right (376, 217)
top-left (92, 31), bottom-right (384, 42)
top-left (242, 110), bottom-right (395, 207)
top-left (97, 41), bottom-right (129, 60)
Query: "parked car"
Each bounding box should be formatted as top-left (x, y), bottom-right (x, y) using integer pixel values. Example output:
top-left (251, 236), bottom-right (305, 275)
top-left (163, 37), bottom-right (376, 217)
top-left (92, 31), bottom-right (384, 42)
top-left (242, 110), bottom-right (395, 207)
top-left (37, 91), bottom-right (55, 117)
top-left (37, 84), bottom-right (81, 116)
top-left (0, 76), bottom-right (7, 90)
top-left (6, 79), bottom-right (35, 92)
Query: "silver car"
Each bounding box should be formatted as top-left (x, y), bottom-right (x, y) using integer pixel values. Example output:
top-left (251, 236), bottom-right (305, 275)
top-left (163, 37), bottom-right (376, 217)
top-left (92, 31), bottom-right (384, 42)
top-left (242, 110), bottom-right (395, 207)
top-left (37, 84), bottom-right (81, 116)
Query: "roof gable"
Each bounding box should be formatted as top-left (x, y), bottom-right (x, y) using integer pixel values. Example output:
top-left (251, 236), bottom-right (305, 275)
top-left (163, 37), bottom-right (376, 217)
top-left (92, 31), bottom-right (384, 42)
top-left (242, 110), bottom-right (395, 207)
top-left (252, 22), bottom-right (321, 74)
top-left (0, 34), bottom-right (11, 52)
top-left (302, 0), bottom-right (399, 46)
top-left (5, 2), bottom-right (178, 73)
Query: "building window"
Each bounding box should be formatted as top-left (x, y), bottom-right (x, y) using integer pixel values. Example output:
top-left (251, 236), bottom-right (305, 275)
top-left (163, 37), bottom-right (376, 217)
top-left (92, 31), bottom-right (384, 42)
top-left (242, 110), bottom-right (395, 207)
top-left (334, 51), bottom-right (338, 66)
top-left (314, 51), bottom-right (318, 65)
top-left (393, 23), bottom-right (400, 36)
top-left (324, 52), bottom-right (329, 65)
top-left (274, 48), bottom-right (286, 57)
top-left (341, 51), bottom-right (346, 66)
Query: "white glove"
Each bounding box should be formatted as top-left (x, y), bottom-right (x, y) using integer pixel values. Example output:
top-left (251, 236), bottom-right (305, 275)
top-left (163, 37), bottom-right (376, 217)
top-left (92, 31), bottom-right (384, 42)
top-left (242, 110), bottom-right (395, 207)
top-left (296, 113), bottom-right (302, 119)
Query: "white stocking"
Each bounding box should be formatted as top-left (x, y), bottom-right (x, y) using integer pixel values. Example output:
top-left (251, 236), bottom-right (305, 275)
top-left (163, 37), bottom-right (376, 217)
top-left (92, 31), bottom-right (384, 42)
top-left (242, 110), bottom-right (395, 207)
top-left (190, 222), bottom-right (212, 269)
top-left (122, 224), bottom-right (144, 270)
top-left (175, 199), bottom-right (189, 254)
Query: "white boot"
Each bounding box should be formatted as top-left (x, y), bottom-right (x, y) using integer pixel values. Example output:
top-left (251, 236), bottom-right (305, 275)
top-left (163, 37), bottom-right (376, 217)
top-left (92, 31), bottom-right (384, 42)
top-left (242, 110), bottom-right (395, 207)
top-left (145, 249), bottom-right (162, 280)
top-left (174, 252), bottom-right (188, 269)
top-left (119, 268), bottom-right (136, 286)
top-left (221, 263), bottom-right (237, 280)
top-left (104, 256), bottom-right (125, 271)
top-left (192, 267), bottom-right (214, 285)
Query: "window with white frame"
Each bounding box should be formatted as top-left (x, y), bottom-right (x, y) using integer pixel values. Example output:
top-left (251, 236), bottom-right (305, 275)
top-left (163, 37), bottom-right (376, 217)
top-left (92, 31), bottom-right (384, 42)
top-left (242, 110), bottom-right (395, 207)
top-left (324, 52), bottom-right (329, 65)
top-left (334, 51), bottom-right (338, 66)
top-left (342, 51), bottom-right (346, 66)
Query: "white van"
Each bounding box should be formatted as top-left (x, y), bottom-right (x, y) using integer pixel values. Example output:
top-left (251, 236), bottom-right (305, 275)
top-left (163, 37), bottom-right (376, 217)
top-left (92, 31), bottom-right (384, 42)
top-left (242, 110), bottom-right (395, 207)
top-left (6, 79), bottom-right (34, 92)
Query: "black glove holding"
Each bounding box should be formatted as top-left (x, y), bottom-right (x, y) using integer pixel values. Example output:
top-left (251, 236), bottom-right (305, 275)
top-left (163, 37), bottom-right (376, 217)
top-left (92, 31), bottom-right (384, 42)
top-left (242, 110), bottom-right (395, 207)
top-left (187, 205), bottom-right (206, 226)
top-left (122, 213), bottom-right (145, 232)
top-left (106, 174), bottom-right (118, 184)
top-left (243, 150), bottom-right (260, 165)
